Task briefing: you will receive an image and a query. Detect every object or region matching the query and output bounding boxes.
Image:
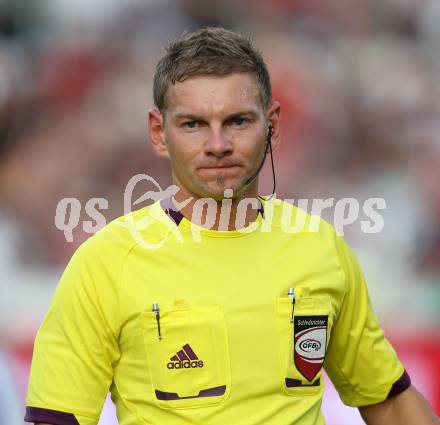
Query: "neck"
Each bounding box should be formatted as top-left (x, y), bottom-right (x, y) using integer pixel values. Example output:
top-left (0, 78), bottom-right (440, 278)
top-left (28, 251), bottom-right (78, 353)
top-left (172, 185), bottom-right (262, 231)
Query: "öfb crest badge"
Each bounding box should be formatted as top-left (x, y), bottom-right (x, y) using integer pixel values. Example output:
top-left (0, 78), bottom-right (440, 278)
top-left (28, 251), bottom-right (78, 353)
top-left (294, 315), bottom-right (328, 381)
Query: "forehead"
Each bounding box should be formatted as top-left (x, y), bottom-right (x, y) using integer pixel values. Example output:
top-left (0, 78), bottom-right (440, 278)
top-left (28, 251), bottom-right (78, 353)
top-left (165, 73), bottom-right (263, 118)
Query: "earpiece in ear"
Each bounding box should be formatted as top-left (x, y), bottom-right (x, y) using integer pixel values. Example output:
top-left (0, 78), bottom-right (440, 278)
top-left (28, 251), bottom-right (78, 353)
top-left (268, 125), bottom-right (273, 139)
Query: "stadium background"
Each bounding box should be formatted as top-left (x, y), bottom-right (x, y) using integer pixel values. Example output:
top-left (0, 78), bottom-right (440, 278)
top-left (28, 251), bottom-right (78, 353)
top-left (0, 0), bottom-right (439, 423)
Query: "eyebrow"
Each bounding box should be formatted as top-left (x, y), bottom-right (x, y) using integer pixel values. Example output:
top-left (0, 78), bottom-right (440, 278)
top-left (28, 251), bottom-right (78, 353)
top-left (173, 110), bottom-right (259, 122)
top-left (173, 113), bottom-right (203, 121)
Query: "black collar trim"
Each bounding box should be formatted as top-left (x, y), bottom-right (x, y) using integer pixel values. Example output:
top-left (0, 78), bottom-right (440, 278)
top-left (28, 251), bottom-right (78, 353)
top-left (160, 197), bottom-right (265, 226)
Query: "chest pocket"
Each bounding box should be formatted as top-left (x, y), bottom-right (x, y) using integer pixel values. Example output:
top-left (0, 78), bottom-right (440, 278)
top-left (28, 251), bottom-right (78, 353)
top-left (141, 300), bottom-right (231, 409)
top-left (275, 290), bottom-right (332, 396)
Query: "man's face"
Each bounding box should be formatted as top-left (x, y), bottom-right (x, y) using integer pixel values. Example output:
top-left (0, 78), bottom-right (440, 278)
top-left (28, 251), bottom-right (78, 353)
top-left (151, 73), bottom-right (274, 201)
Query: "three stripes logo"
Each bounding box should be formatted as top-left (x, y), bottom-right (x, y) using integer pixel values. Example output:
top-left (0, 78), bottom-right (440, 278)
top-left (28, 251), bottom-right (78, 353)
top-left (167, 343), bottom-right (204, 369)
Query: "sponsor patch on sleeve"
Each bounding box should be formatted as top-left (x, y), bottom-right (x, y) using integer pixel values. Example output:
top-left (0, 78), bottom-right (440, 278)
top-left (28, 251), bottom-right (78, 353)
top-left (294, 315), bottom-right (328, 382)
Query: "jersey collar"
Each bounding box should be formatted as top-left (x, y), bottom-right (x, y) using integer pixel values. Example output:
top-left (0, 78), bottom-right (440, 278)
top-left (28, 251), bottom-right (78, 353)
top-left (160, 197), bottom-right (265, 227)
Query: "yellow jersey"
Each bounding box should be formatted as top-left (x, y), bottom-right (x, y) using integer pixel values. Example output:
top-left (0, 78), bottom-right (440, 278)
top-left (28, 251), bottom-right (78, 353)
top-left (25, 198), bottom-right (409, 425)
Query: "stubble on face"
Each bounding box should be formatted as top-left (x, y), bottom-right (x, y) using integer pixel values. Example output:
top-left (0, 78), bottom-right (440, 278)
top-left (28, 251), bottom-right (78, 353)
top-left (164, 73), bottom-right (267, 202)
top-left (216, 173), bottom-right (226, 189)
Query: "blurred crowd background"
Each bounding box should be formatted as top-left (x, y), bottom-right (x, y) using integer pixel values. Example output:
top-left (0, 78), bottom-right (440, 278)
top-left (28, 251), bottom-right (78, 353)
top-left (0, 0), bottom-right (439, 423)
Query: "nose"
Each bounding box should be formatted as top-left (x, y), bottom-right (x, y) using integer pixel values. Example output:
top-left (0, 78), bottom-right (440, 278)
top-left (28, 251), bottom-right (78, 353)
top-left (204, 129), bottom-right (233, 158)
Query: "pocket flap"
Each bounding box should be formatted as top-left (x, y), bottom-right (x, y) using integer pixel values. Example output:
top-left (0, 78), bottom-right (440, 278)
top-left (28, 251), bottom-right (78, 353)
top-left (142, 303), bottom-right (231, 409)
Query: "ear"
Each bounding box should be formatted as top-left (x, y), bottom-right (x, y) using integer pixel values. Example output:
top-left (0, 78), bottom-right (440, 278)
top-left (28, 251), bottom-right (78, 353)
top-left (267, 101), bottom-right (281, 152)
top-left (148, 108), bottom-right (169, 158)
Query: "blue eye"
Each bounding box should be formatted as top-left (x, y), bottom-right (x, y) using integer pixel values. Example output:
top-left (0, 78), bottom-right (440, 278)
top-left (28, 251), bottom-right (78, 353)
top-left (184, 121), bottom-right (198, 129)
top-left (231, 117), bottom-right (249, 127)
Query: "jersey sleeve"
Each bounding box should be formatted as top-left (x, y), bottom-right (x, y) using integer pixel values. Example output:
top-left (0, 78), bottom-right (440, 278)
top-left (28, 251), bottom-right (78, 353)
top-left (25, 238), bottom-right (121, 425)
top-left (324, 234), bottom-right (410, 407)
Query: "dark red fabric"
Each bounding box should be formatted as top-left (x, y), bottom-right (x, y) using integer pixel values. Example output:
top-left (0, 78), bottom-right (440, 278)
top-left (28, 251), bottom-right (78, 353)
top-left (387, 369), bottom-right (411, 399)
top-left (24, 406), bottom-right (79, 425)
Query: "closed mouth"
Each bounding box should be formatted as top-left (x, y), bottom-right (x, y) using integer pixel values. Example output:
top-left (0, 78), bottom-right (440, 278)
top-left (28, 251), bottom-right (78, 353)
top-left (199, 165), bottom-right (240, 170)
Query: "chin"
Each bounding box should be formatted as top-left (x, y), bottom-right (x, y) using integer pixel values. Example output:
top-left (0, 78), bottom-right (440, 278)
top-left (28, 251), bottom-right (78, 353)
top-left (195, 188), bottom-right (227, 201)
top-left (194, 181), bottom-right (247, 201)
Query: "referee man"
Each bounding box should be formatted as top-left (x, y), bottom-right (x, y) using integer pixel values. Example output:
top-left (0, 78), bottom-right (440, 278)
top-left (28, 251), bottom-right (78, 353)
top-left (25, 27), bottom-right (438, 425)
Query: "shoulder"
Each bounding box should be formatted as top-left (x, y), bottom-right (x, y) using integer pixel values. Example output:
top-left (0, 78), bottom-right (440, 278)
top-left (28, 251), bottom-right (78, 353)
top-left (266, 199), bottom-right (367, 294)
top-left (60, 201), bottom-right (174, 292)
top-left (262, 197), bottom-right (338, 245)
top-left (77, 200), bottom-right (172, 257)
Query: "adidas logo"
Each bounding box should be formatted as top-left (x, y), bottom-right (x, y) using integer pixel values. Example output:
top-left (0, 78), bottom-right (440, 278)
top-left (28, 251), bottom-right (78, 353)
top-left (167, 343), bottom-right (204, 369)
